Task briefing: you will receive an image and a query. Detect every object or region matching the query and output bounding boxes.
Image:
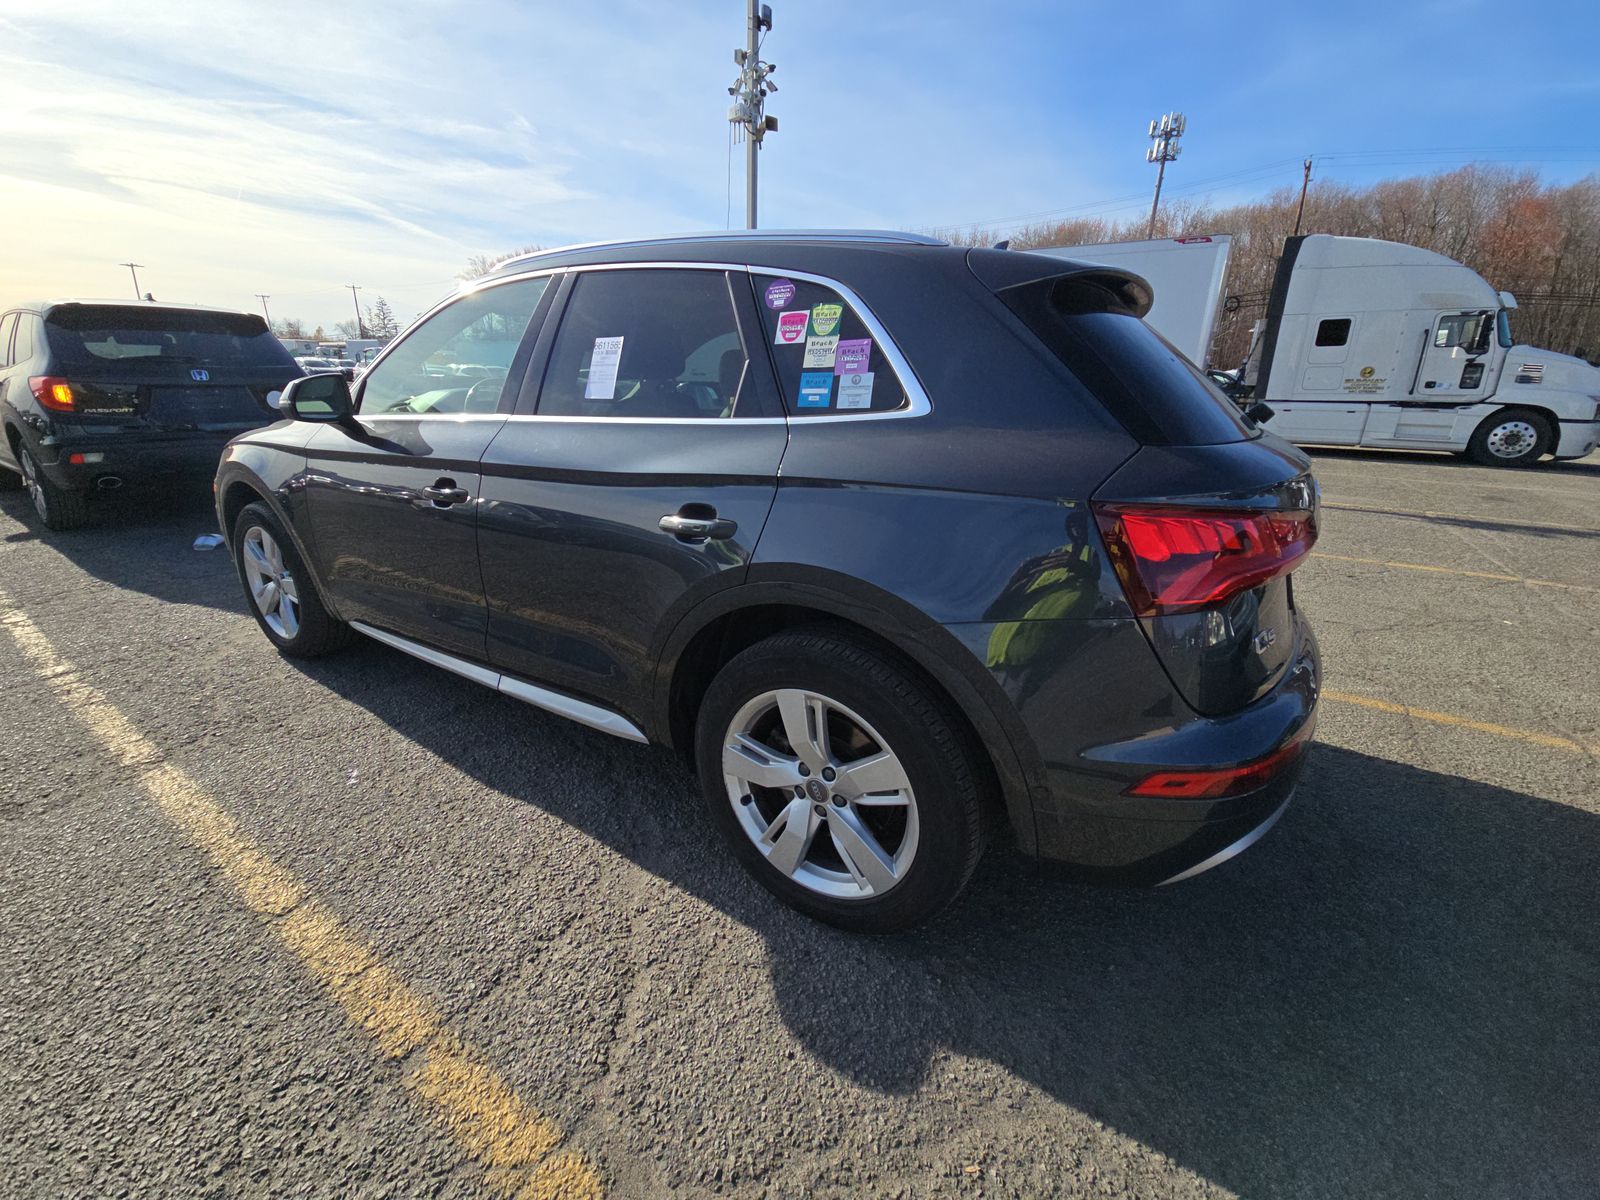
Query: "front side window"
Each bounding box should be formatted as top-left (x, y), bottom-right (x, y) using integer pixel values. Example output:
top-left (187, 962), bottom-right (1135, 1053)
top-left (1433, 311), bottom-right (1486, 350)
top-left (359, 277), bottom-right (549, 416)
top-left (753, 275), bottom-right (908, 415)
top-left (538, 269), bottom-right (752, 419)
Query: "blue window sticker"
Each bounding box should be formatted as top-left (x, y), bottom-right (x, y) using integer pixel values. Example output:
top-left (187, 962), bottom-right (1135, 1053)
top-left (797, 371), bottom-right (833, 408)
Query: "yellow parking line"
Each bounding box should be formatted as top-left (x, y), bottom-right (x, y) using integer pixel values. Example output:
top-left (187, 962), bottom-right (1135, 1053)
top-left (1323, 689), bottom-right (1597, 755)
top-left (0, 596), bottom-right (601, 1200)
top-left (1310, 552), bottom-right (1598, 592)
top-left (1321, 500), bottom-right (1600, 536)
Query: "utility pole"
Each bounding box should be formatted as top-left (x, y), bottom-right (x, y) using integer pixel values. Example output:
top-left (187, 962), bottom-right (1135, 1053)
top-left (256, 294), bottom-right (272, 327)
top-left (346, 284), bottom-right (364, 339)
top-left (1145, 113), bottom-right (1186, 239)
top-left (728, 2), bottom-right (777, 229)
top-left (119, 262), bottom-right (145, 299)
top-left (1292, 156), bottom-right (1313, 236)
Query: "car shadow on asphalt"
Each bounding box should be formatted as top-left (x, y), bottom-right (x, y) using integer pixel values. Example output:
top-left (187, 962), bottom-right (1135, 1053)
top-left (292, 639), bottom-right (1598, 1200)
top-left (0, 486), bottom-right (239, 610)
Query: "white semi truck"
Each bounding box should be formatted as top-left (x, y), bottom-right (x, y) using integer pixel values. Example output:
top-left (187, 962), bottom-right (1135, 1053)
top-left (1041, 233), bottom-right (1600, 467)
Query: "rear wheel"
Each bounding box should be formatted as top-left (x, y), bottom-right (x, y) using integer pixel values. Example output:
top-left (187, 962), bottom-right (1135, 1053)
top-left (1468, 408), bottom-right (1551, 467)
top-left (695, 629), bottom-right (985, 932)
top-left (17, 443), bottom-right (91, 530)
top-left (232, 501), bottom-right (351, 658)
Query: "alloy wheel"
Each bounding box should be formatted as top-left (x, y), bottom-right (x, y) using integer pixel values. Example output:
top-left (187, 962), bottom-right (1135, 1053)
top-left (242, 525), bottom-right (301, 640)
top-left (1485, 419), bottom-right (1538, 460)
top-left (18, 447), bottom-right (47, 522)
top-left (721, 688), bottom-right (919, 900)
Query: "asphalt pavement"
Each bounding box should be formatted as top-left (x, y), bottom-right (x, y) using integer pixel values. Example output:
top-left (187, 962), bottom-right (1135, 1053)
top-left (2, 446), bottom-right (1596, 1199)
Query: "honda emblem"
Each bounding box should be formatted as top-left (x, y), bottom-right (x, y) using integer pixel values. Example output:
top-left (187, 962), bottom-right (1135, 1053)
top-left (191, 369), bottom-right (209, 382)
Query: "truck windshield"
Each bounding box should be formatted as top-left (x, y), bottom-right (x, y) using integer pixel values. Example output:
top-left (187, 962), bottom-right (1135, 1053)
top-left (1497, 309), bottom-right (1514, 348)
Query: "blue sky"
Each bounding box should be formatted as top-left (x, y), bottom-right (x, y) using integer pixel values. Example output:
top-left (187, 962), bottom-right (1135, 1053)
top-left (1, 0), bottom-right (1595, 330)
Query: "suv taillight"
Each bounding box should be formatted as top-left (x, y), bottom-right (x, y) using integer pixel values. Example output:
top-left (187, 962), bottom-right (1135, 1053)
top-left (1093, 501), bottom-right (1316, 617)
top-left (29, 376), bottom-right (76, 412)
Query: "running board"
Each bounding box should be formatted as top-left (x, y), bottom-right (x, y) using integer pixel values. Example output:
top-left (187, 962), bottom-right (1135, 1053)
top-left (349, 621), bottom-right (649, 744)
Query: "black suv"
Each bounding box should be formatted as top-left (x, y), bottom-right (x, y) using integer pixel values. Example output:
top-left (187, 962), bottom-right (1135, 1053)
top-left (0, 300), bottom-right (301, 529)
top-left (214, 231), bottom-right (1321, 931)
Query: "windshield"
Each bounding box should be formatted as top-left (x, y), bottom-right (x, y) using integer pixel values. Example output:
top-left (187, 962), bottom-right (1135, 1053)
top-left (1497, 309), bottom-right (1514, 348)
top-left (45, 305), bottom-right (294, 370)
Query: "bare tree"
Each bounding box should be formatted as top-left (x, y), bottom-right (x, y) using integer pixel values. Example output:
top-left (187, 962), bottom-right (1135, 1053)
top-left (459, 244), bottom-right (546, 280)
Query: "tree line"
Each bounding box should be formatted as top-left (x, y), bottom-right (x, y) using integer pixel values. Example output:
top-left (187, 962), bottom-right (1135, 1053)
top-left (941, 166), bottom-right (1600, 367)
top-left (272, 295), bottom-right (401, 342)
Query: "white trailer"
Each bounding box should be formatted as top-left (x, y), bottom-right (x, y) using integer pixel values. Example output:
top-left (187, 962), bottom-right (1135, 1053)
top-left (1031, 235), bottom-right (1232, 368)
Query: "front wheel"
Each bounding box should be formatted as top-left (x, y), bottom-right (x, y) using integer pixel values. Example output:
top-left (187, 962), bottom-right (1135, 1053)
top-left (695, 629), bottom-right (986, 932)
top-left (232, 501), bottom-right (351, 658)
top-left (1468, 408), bottom-right (1551, 467)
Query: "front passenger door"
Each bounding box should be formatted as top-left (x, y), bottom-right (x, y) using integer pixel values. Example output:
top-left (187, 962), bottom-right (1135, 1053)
top-left (303, 274), bottom-right (554, 659)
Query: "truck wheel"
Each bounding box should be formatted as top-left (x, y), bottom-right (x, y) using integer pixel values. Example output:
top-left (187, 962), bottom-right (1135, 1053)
top-left (1468, 409), bottom-right (1551, 467)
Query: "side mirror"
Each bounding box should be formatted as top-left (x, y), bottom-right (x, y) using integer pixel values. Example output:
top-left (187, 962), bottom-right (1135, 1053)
top-left (1244, 401), bottom-right (1275, 424)
top-left (282, 373), bottom-right (353, 422)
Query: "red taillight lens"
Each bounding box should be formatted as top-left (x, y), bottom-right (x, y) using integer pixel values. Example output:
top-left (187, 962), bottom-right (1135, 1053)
top-left (1125, 721), bottom-right (1315, 799)
top-left (30, 376), bottom-right (76, 412)
top-left (1093, 501), bottom-right (1316, 616)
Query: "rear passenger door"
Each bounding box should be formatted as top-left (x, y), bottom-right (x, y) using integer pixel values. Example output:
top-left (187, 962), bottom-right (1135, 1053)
top-left (477, 265), bottom-right (786, 715)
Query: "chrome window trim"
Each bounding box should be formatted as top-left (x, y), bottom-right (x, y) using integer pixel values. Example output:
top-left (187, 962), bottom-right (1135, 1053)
top-left (364, 260), bottom-right (933, 426)
top-left (494, 229), bottom-right (947, 272)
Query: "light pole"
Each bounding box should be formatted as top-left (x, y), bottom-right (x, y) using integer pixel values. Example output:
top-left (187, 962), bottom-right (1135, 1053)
top-left (1292, 156), bottom-right (1314, 236)
top-left (346, 284), bottom-right (364, 339)
top-left (727, 1), bottom-right (777, 229)
top-left (119, 262), bottom-right (145, 299)
top-left (1145, 113), bottom-right (1185, 239)
top-left (256, 294), bottom-right (272, 327)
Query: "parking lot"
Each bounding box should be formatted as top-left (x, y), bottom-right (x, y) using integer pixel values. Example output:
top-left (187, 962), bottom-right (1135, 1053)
top-left (1, 447), bottom-right (1595, 1198)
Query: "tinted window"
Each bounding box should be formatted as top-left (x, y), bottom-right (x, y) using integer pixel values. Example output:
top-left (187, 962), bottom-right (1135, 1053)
top-left (15, 315), bottom-right (39, 363)
top-left (753, 275), bottom-right (907, 415)
top-left (0, 315), bottom-right (14, 367)
top-left (1004, 280), bottom-right (1251, 445)
top-left (360, 276), bottom-right (549, 416)
top-left (1315, 318), bottom-right (1350, 347)
top-left (538, 270), bottom-right (751, 419)
top-left (43, 305), bottom-right (293, 370)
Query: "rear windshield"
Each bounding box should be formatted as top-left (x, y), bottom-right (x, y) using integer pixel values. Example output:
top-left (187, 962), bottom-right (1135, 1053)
top-left (1002, 281), bottom-right (1252, 445)
top-left (44, 305), bottom-right (295, 370)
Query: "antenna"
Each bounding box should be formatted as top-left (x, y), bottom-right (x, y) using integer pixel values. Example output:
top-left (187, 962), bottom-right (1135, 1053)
top-left (1145, 112), bottom-right (1186, 238)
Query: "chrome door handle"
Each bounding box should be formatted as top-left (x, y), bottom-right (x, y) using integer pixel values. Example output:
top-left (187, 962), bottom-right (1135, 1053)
top-left (659, 511), bottom-right (737, 542)
top-left (421, 482), bottom-right (470, 506)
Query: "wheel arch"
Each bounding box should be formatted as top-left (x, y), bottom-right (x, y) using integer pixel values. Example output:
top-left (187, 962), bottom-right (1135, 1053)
top-left (653, 572), bottom-right (1047, 855)
top-left (216, 464), bottom-right (338, 619)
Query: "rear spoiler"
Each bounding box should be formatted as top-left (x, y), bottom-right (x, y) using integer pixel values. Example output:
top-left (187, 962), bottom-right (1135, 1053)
top-left (966, 247), bottom-right (1153, 318)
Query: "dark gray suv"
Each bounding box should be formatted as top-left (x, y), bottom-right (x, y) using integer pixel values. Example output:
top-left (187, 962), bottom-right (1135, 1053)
top-left (213, 231), bottom-right (1321, 931)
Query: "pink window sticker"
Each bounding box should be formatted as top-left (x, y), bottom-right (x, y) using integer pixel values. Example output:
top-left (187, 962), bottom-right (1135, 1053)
top-left (764, 278), bottom-right (796, 309)
top-left (834, 338), bottom-right (872, 375)
top-left (774, 310), bottom-right (809, 345)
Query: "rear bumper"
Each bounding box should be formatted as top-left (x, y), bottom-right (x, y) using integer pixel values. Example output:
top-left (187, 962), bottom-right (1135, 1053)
top-left (1004, 613), bottom-right (1320, 884)
top-left (30, 431), bottom-right (237, 491)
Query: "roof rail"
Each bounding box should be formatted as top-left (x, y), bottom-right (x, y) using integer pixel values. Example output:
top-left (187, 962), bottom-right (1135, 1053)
top-left (496, 229), bottom-right (948, 270)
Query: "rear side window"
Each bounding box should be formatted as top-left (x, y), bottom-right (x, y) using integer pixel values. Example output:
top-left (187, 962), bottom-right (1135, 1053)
top-left (44, 305), bottom-right (294, 370)
top-left (753, 276), bottom-right (907, 415)
top-left (0, 315), bottom-right (15, 367)
top-left (1000, 279), bottom-right (1251, 445)
top-left (537, 269), bottom-right (760, 419)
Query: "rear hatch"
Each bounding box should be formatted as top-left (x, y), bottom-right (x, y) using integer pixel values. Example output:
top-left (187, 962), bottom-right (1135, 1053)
top-left (41, 304), bottom-right (299, 433)
top-left (973, 248), bottom-right (1317, 715)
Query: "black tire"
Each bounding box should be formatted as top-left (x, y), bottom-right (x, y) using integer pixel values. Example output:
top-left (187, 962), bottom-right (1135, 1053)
top-left (231, 501), bottom-right (351, 658)
top-left (695, 628), bottom-right (986, 932)
top-left (1467, 408), bottom-right (1552, 468)
top-left (16, 443), bottom-right (91, 530)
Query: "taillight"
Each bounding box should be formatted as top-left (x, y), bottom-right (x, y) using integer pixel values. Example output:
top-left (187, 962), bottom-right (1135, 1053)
top-left (29, 376), bottom-right (76, 412)
top-left (1125, 720), bottom-right (1315, 799)
top-left (1093, 501), bottom-right (1316, 616)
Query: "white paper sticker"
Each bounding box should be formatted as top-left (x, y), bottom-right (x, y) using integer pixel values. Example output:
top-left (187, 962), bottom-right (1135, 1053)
top-left (836, 372), bottom-right (874, 409)
top-left (585, 335), bottom-right (624, 399)
top-left (802, 335), bottom-right (839, 369)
